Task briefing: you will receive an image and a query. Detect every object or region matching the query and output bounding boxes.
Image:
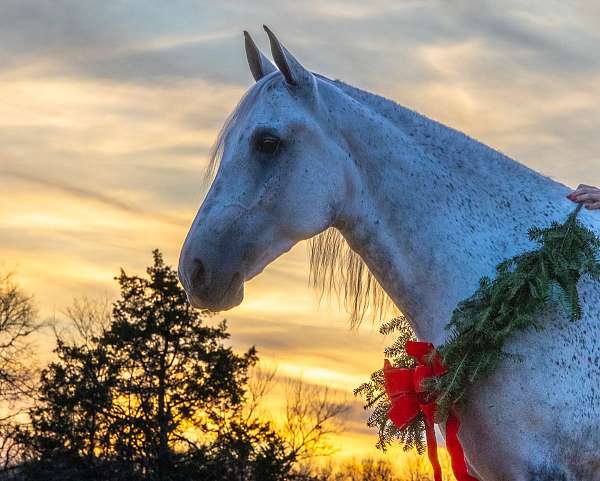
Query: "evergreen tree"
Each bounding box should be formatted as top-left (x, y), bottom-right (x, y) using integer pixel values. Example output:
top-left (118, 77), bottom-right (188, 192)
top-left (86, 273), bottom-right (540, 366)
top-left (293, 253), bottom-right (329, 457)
top-left (101, 250), bottom-right (257, 479)
top-left (20, 251), bottom-right (268, 481)
top-left (23, 337), bottom-right (120, 480)
top-left (18, 251), bottom-right (345, 481)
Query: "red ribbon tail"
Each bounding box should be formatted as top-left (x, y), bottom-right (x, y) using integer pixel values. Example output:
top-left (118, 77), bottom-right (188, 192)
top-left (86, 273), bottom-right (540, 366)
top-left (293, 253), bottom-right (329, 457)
top-left (421, 404), bottom-right (442, 481)
top-left (424, 417), bottom-right (442, 481)
top-left (445, 412), bottom-right (479, 481)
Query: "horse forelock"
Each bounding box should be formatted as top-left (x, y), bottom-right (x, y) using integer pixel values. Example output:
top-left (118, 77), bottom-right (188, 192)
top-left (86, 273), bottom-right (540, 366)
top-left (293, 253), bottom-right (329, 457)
top-left (203, 71), bottom-right (280, 189)
top-left (203, 72), bottom-right (394, 326)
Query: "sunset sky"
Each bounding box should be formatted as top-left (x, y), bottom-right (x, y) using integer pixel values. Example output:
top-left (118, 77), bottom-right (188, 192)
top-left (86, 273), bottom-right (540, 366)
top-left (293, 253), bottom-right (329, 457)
top-left (1, 0), bottom-right (600, 465)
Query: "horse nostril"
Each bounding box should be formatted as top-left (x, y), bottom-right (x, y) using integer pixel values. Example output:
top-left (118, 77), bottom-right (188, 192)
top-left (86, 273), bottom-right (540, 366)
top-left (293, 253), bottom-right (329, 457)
top-left (192, 258), bottom-right (206, 289)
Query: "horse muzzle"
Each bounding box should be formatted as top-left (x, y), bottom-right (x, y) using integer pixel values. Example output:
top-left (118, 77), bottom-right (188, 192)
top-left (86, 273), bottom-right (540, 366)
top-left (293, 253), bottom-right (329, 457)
top-left (178, 248), bottom-right (245, 312)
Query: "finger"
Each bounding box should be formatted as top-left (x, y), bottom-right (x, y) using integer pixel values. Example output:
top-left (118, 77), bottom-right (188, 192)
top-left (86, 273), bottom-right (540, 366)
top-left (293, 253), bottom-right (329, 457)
top-left (573, 186), bottom-right (597, 196)
top-left (571, 189), bottom-right (589, 200)
top-left (568, 188), bottom-right (584, 199)
top-left (585, 201), bottom-right (600, 210)
top-left (573, 192), bottom-right (599, 202)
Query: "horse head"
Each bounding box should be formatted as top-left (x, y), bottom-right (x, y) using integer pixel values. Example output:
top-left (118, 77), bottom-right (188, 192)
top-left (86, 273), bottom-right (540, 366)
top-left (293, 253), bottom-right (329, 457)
top-left (179, 27), bottom-right (356, 311)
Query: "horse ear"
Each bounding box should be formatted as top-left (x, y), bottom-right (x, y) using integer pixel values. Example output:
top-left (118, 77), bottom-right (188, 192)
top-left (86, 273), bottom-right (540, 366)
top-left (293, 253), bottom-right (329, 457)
top-left (244, 30), bottom-right (277, 82)
top-left (263, 25), bottom-right (312, 87)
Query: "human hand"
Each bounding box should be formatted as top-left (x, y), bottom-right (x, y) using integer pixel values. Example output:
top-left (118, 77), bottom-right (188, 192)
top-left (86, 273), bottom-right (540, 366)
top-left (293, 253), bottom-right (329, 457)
top-left (567, 184), bottom-right (600, 210)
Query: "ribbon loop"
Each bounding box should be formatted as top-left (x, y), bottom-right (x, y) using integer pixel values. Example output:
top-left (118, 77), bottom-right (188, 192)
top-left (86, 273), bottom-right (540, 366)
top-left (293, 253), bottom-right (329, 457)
top-left (383, 341), bottom-right (478, 481)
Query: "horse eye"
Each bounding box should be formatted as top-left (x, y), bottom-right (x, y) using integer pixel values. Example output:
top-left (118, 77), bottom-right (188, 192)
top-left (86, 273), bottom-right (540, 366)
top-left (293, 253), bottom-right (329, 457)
top-left (256, 135), bottom-right (280, 154)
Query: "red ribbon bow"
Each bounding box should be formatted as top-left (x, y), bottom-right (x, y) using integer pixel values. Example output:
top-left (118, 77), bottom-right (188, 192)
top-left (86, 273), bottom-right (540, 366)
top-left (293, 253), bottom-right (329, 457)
top-left (383, 341), bottom-right (478, 481)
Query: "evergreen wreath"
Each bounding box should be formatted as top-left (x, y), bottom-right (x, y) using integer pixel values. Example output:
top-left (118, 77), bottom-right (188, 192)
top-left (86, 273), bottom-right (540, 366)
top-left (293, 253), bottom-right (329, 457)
top-left (356, 203), bottom-right (600, 451)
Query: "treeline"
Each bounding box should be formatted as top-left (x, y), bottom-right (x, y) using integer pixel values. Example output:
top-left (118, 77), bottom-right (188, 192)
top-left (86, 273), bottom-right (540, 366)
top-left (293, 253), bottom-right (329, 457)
top-left (0, 251), bottom-right (438, 481)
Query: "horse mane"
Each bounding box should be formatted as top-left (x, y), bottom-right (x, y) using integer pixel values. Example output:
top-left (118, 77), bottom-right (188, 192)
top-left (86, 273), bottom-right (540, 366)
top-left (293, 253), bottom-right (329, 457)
top-left (204, 72), bottom-right (395, 326)
top-left (308, 229), bottom-right (395, 326)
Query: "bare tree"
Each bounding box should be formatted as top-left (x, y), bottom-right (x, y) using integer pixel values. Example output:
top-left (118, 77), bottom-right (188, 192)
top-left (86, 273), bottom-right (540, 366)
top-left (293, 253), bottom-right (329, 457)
top-left (0, 271), bottom-right (40, 473)
top-left (0, 423), bottom-right (23, 473)
top-left (243, 363), bottom-right (278, 421)
top-left (241, 368), bottom-right (350, 475)
top-left (359, 458), bottom-right (398, 481)
top-left (400, 451), bottom-right (433, 481)
top-left (401, 447), bottom-right (453, 481)
top-left (63, 296), bottom-right (111, 346)
top-left (0, 271), bottom-right (39, 403)
top-left (296, 457), bottom-right (401, 481)
top-left (282, 377), bottom-right (349, 463)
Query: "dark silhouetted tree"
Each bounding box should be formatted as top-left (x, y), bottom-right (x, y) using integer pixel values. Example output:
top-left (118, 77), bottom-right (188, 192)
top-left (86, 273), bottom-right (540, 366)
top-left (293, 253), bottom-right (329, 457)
top-left (102, 250), bottom-right (257, 479)
top-left (17, 252), bottom-right (348, 481)
top-left (18, 252), bottom-right (301, 481)
top-left (0, 271), bottom-right (40, 475)
top-left (0, 271), bottom-right (38, 403)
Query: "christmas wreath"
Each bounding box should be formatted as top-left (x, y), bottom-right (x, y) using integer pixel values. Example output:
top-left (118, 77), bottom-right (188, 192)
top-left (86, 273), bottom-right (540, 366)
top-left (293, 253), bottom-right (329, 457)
top-left (356, 203), bottom-right (600, 480)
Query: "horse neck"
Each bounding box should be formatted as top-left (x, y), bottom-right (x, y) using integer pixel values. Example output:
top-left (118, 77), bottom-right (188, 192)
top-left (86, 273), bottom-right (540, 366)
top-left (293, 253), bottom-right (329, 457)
top-left (327, 80), bottom-right (572, 343)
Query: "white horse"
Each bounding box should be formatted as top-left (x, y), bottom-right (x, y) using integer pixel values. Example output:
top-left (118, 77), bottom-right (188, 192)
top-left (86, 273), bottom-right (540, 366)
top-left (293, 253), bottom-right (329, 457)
top-left (179, 27), bottom-right (600, 481)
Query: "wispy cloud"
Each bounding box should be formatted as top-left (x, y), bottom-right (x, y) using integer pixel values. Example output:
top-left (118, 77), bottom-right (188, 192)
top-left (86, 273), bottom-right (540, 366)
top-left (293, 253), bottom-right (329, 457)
top-left (1, 169), bottom-right (186, 227)
top-left (1, 0), bottom-right (599, 457)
